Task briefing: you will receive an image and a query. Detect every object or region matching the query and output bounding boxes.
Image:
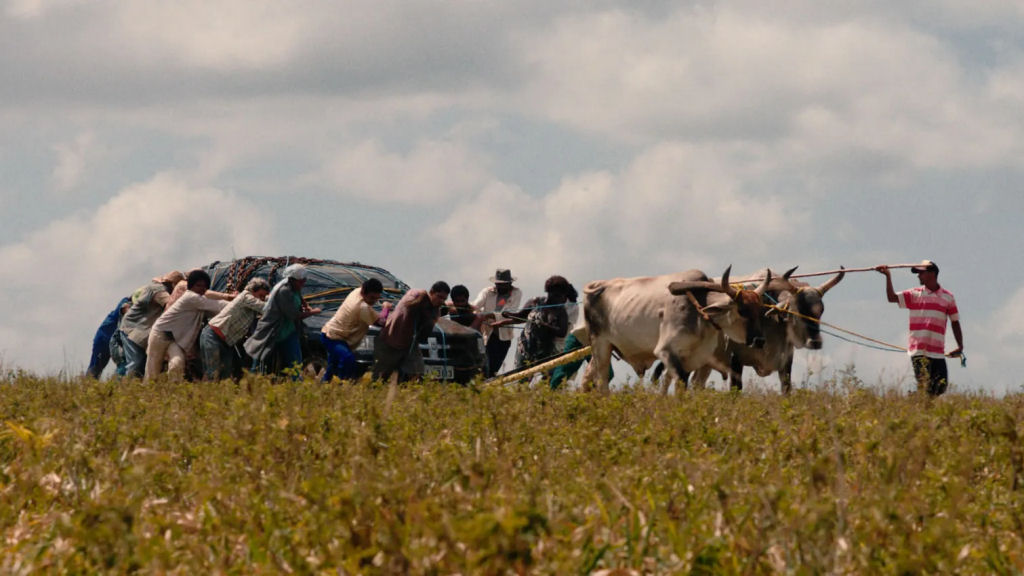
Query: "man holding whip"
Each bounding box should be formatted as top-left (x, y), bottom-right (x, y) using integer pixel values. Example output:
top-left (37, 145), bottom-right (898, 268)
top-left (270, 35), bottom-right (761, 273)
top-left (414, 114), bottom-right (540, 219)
top-left (876, 260), bottom-right (964, 396)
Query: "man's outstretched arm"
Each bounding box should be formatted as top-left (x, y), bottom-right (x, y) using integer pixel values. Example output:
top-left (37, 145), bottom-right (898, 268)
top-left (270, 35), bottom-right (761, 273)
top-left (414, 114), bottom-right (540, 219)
top-left (875, 266), bottom-right (898, 303)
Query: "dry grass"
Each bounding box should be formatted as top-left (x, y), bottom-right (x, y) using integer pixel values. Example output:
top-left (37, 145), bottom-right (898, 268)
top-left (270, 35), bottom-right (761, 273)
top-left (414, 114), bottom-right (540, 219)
top-left (2, 369), bottom-right (1024, 574)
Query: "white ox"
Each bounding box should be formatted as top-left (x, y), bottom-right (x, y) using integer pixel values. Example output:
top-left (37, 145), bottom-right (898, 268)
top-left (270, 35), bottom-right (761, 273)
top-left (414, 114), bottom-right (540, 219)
top-left (580, 266), bottom-right (772, 394)
top-left (691, 266), bottom-right (846, 393)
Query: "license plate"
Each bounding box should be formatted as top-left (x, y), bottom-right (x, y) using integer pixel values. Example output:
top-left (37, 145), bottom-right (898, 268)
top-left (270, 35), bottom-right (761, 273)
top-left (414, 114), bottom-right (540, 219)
top-left (425, 365), bottom-right (454, 379)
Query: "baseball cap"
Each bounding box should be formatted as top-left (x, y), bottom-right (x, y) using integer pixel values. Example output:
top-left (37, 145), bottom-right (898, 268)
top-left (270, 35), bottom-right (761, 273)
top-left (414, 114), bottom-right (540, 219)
top-left (910, 260), bottom-right (939, 273)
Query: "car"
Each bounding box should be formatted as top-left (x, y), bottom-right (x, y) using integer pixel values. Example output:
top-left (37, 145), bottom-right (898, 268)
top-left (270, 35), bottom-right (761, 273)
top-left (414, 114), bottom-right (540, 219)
top-left (199, 256), bottom-right (486, 382)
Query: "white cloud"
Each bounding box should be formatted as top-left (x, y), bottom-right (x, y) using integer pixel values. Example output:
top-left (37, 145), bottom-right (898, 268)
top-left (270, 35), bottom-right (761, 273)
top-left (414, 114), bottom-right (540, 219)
top-left (990, 287), bottom-right (1024, 353)
top-left (0, 173), bottom-right (276, 373)
top-left (516, 6), bottom-right (1024, 170)
top-left (113, 1), bottom-right (310, 70)
top-left (50, 131), bottom-right (101, 193)
top-left (430, 141), bottom-right (803, 292)
top-left (3, 0), bottom-right (84, 19)
top-left (317, 139), bottom-right (492, 204)
top-left (1, 1), bottom-right (1022, 394)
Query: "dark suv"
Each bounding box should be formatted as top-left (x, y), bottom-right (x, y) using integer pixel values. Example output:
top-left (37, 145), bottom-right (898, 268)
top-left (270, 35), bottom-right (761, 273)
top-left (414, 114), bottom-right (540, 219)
top-left (200, 256), bottom-right (486, 382)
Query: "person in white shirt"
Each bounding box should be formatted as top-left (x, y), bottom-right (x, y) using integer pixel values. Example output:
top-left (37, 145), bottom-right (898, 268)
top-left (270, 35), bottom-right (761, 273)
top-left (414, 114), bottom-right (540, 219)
top-left (472, 268), bottom-right (522, 377)
top-left (145, 269), bottom-right (232, 381)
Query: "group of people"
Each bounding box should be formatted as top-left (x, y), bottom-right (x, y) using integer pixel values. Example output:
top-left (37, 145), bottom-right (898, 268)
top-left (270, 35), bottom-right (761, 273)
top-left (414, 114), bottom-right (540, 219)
top-left (318, 269), bottom-right (585, 383)
top-left (86, 259), bottom-right (965, 394)
top-left (90, 265), bottom-right (322, 383)
top-left (86, 265), bottom-right (583, 385)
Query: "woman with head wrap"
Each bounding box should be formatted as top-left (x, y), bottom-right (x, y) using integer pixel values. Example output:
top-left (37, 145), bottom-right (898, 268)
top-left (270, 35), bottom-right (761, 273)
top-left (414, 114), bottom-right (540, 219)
top-left (243, 264), bottom-right (322, 377)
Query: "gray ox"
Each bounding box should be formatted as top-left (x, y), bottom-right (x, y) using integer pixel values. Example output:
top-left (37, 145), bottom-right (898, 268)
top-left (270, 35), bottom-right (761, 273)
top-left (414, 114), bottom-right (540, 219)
top-left (691, 266), bottom-right (846, 393)
top-left (581, 266), bottom-right (773, 394)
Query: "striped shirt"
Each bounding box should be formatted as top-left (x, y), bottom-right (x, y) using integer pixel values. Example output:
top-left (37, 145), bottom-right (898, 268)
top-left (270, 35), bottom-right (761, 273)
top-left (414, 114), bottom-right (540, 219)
top-left (208, 290), bottom-right (265, 346)
top-left (897, 286), bottom-right (959, 359)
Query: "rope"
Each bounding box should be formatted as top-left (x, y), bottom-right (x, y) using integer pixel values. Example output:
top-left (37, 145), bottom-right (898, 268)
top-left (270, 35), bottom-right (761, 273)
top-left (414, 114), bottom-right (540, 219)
top-left (762, 300), bottom-right (967, 367)
top-left (764, 303), bottom-right (908, 352)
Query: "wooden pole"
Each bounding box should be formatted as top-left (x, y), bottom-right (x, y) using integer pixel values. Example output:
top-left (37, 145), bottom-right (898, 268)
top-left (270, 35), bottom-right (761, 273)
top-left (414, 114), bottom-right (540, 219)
top-left (486, 345), bottom-right (594, 387)
top-left (747, 264), bottom-right (924, 281)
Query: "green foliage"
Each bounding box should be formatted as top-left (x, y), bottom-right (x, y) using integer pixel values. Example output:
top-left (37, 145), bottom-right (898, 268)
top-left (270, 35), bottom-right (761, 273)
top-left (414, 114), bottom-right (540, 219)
top-left (2, 375), bottom-right (1024, 573)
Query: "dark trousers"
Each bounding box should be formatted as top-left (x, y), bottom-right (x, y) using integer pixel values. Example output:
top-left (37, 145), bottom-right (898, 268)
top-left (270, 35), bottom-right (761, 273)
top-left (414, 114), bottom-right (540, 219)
top-left (485, 336), bottom-right (512, 377)
top-left (321, 334), bottom-right (357, 382)
top-left (913, 356), bottom-right (948, 396)
top-left (372, 341), bottom-right (424, 382)
top-left (252, 331), bottom-right (303, 380)
top-left (200, 325), bottom-right (235, 381)
top-left (122, 331), bottom-right (147, 379)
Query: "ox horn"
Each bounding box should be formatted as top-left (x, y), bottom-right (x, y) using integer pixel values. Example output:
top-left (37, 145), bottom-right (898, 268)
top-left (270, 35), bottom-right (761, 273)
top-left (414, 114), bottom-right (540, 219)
top-left (754, 268), bottom-right (773, 297)
top-left (816, 265), bottom-right (846, 295)
top-left (667, 280), bottom-right (720, 295)
top-left (720, 265), bottom-right (736, 298)
top-left (770, 265), bottom-right (800, 293)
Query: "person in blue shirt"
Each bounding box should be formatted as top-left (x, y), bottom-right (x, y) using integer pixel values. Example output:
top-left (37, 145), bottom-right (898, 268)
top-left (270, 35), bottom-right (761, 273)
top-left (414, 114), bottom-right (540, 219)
top-left (86, 297), bottom-right (131, 378)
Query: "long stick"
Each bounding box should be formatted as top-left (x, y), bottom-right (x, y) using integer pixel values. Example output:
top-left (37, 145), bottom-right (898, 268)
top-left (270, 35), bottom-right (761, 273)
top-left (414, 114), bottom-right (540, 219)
top-left (486, 345), bottom-right (594, 387)
top-left (749, 264), bottom-right (923, 281)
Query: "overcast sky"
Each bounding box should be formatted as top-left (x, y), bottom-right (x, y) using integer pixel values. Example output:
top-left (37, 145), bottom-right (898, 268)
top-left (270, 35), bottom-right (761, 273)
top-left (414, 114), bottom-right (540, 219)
top-left (2, 1), bottom-right (1022, 393)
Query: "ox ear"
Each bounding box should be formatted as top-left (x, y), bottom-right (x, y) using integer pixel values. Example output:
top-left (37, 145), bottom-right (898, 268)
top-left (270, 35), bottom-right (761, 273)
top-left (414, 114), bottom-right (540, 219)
top-left (701, 292), bottom-right (734, 317)
top-left (702, 301), bottom-right (732, 318)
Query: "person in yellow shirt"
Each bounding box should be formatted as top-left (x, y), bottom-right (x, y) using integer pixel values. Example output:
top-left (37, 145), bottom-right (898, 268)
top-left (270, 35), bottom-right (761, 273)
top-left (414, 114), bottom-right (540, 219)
top-left (320, 278), bottom-right (391, 382)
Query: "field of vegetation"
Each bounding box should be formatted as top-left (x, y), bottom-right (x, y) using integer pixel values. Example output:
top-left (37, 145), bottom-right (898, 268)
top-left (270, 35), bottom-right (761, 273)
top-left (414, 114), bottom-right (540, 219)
top-left (2, 369), bottom-right (1024, 574)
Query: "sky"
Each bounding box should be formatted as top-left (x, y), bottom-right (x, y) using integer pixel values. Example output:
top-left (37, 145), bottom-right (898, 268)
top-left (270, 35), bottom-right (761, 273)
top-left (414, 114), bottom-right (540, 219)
top-left (1, 0), bottom-right (1022, 393)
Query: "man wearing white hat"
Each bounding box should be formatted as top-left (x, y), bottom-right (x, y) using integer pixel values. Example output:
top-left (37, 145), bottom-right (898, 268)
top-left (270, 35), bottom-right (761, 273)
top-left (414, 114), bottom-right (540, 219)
top-left (473, 268), bottom-right (522, 376)
top-left (244, 264), bottom-right (322, 376)
top-left (876, 260), bottom-right (964, 396)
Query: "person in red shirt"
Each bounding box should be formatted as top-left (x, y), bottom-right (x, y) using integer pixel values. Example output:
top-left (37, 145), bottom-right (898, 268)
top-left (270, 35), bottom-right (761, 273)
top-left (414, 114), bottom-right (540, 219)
top-left (372, 281), bottom-right (450, 383)
top-left (876, 260), bottom-right (964, 396)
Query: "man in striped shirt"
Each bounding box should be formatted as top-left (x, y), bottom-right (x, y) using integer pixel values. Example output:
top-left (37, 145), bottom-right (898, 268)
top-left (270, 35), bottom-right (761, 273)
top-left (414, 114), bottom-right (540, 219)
top-left (877, 260), bottom-right (964, 396)
top-left (201, 277), bottom-right (272, 381)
